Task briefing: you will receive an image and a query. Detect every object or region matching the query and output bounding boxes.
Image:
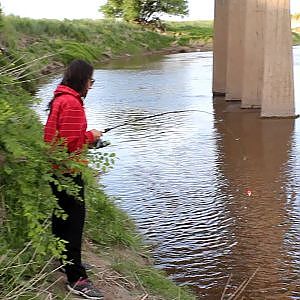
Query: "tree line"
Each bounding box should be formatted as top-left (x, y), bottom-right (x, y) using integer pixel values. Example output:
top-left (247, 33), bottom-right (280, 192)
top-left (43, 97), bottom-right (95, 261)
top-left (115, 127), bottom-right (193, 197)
top-left (100, 0), bottom-right (189, 25)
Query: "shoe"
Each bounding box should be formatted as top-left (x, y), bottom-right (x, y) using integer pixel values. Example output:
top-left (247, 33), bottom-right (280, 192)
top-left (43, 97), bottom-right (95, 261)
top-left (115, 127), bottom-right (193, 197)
top-left (67, 278), bottom-right (104, 299)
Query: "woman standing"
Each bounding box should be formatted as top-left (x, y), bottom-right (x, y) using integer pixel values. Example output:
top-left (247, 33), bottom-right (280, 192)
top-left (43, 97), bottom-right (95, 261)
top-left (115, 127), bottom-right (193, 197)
top-left (44, 59), bottom-right (103, 299)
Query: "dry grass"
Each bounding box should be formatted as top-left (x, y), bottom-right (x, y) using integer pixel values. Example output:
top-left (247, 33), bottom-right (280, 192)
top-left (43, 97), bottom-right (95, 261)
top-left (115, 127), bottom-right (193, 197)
top-left (221, 268), bottom-right (260, 300)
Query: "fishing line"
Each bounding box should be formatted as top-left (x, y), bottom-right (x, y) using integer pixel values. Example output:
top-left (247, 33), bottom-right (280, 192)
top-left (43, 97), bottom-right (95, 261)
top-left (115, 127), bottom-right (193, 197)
top-left (94, 109), bottom-right (212, 147)
top-left (97, 108), bottom-right (246, 160)
top-left (102, 109), bottom-right (214, 133)
top-left (96, 109), bottom-right (252, 197)
top-left (96, 109), bottom-right (245, 160)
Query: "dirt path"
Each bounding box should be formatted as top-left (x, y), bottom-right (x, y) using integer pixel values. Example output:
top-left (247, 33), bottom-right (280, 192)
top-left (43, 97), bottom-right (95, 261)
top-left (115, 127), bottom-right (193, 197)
top-left (49, 240), bottom-right (162, 300)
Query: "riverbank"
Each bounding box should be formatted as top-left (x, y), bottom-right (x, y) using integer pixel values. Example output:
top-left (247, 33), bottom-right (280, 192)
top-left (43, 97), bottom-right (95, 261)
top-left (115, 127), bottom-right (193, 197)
top-left (0, 17), bottom-right (213, 85)
top-left (47, 238), bottom-right (197, 299)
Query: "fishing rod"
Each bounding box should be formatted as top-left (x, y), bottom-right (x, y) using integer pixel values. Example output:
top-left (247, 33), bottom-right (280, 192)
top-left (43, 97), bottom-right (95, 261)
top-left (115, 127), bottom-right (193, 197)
top-left (94, 109), bottom-right (214, 148)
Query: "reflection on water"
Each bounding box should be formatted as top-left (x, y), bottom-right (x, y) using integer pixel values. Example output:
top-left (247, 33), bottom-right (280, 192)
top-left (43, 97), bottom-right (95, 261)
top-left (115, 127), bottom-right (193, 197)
top-left (213, 99), bottom-right (296, 299)
top-left (36, 47), bottom-right (300, 299)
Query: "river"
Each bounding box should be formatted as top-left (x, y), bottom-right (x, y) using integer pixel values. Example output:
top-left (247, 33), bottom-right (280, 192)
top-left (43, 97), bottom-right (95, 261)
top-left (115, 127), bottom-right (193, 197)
top-left (37, 46), bottom-right (300, 299)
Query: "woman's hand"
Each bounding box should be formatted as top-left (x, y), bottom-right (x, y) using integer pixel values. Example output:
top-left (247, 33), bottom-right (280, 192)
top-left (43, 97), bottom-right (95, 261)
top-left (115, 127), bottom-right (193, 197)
top-left (90, 129), bottom-right (103, 141)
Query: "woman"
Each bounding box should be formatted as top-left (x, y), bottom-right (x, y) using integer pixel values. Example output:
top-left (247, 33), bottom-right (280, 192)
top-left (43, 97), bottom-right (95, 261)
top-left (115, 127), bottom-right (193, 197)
top-left (44, 59), bottom-right (103, 299)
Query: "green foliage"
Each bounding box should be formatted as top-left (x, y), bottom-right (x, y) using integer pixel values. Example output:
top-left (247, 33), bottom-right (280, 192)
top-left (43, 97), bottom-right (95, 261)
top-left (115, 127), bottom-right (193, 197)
top-left (101, 0), bottom-right (124, 18)
top-left (55, 40), bottom-right (103, 64)
top-left (166, 21), bottom-right (213, 45)
top-left (0, 51), bottom-right (44, 93)
top-left (85, 182), bottom-right (141, 248)
top-left (0, 16), bottom-right (176, 73)
top-left (0, 80), bottom-right (52, 249)
top-left (293, 31), bottom-right (300, 45)
top-left (122, 0), bottom-right (140, 22)
top-left (0, 3), bottom-right (3, 31)
top-left (100, 0), bottom-right (189, 23)
top-left (113, 260), bottom-right (196, 299)
top-left (7, 16), bottom-right (91, 42)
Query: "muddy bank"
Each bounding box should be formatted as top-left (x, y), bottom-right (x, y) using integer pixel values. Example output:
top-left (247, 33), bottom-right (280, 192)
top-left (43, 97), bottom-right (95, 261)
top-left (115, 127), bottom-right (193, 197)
top-left (41, 42), bottom-right (213, 75)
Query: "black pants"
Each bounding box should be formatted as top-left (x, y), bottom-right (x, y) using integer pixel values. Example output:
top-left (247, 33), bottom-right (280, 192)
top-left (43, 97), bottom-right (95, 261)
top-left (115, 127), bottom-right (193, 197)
top-left (51, 174), bottom-right (87, 284)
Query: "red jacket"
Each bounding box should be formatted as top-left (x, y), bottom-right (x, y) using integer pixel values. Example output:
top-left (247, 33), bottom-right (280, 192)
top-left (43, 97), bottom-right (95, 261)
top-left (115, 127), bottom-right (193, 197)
top-left (44, 85), bottom-right (96, 153)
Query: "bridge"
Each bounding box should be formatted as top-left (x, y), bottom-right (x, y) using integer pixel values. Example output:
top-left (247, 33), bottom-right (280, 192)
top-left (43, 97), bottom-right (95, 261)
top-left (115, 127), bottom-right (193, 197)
top-left (213, 0), bottom-right (296, 118)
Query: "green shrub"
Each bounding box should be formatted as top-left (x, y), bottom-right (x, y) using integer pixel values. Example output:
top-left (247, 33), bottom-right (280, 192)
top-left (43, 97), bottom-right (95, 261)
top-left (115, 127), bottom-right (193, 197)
top-left (0, 76), bottom-right (61, 255)
top-left (166, 21), bottom-right (213, 45)
top-left (293, 31), bottom-right (300, 45)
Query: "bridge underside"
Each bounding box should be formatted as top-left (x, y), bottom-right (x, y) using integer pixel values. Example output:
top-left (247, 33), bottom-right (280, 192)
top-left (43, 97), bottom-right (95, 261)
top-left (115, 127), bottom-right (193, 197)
top-left (213, 0), bottom-right (296, 118)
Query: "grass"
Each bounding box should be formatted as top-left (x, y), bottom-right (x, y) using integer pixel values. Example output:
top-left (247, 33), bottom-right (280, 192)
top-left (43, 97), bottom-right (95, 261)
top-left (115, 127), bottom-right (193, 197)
top-left (0, 16), bottom-right (214, 81)
top-left (85, 183), bottom-right (142, 249)
top-left (293, 31), bottom-right (300, 45)
top-left (112, 259), bottom-right (196, 300)
top-left (1, 17), bottom-right (175, 66)
top-left (165, 20), bottom-right (213, 46)
top-left (0, 16), bottom-right (214, 95)
top-left (0, 245), bottom-right (58, 300)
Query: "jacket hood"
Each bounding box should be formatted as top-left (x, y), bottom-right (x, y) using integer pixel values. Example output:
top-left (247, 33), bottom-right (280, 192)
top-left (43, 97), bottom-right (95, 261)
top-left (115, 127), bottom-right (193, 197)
top-left (54, 85), bottom-right (83, 104)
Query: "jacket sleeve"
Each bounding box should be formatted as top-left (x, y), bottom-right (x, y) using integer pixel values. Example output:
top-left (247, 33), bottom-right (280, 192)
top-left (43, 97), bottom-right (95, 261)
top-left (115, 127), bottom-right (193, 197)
top-left (59, 102), bottom-right (96, 152)
top-left (44, 99), bottom-right (96, 152)
top-left (85, 130), bottom-right (95, 145)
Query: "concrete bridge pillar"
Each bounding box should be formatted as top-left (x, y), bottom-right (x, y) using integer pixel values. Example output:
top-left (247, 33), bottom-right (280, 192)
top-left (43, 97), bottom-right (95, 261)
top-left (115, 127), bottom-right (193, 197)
top-left (241, 0), bottom-right (265, 108)
top-left (261, 0), bottom-right (295, 117)
top-left (225, 0), bottom-right (246, 101)
top-left (213, 0), bottom-right (229, 95)
top-left (213, 0), bottom-right (296, 117)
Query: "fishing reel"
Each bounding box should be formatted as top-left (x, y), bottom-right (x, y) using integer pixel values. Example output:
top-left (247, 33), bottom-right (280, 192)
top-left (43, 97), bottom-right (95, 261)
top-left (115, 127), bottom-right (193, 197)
top-left (94, 138), bottom-right (111, 149)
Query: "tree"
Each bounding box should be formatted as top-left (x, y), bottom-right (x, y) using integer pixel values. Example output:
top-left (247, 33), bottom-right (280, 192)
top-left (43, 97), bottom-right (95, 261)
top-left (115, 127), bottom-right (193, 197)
top-left (100, 0), bottom-right (189, 23)
top-left (0, 3), bottom-right (3, 29)
top-left (101, 0), bottom-right (124, 19)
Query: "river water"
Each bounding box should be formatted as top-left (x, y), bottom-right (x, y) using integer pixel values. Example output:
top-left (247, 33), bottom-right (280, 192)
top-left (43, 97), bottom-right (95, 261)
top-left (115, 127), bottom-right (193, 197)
top-left (37, 47), bottom-right (300, 299)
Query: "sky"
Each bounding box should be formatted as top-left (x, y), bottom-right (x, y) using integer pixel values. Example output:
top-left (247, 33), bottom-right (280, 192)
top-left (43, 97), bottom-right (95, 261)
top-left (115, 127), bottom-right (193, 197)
top-left (0, 0), bottom-right (299, 21)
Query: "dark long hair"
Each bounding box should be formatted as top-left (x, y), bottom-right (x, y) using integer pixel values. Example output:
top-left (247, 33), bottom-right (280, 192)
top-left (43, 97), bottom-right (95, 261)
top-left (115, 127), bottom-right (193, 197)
top-left (48, 59), bottom-right (94, 111)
